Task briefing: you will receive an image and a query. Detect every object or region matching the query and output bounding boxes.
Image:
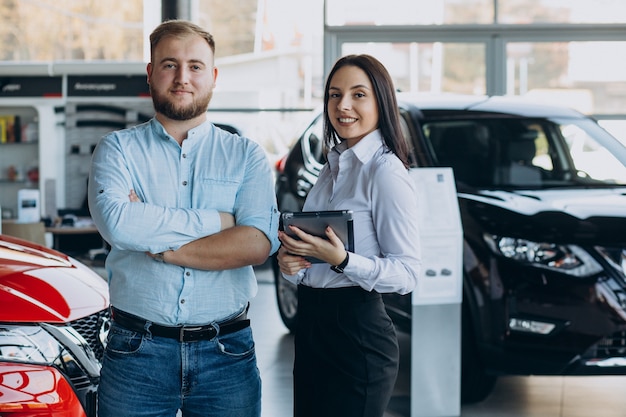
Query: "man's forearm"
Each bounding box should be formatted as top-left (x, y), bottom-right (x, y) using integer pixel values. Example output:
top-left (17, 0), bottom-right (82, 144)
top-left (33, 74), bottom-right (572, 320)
top-left (161, 225), bottom-right (271, 270)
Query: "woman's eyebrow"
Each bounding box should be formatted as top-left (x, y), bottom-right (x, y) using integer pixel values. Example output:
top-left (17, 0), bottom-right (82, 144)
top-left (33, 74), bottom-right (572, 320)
top-left (329, 84), bottom-right (370, 91)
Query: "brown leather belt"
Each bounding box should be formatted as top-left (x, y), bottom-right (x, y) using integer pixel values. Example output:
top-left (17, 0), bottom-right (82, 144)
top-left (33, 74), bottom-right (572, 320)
top-left (110, 306), bottom-right (250, 342)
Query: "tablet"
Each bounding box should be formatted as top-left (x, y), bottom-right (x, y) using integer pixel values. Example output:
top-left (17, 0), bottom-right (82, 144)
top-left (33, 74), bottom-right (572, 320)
top-left (281, 210), bottom-right (354, 263)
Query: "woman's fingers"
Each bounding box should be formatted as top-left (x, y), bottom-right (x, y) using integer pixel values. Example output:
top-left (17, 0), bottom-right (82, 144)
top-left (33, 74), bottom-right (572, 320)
top-left (277, 245), bottom-right (310, 274)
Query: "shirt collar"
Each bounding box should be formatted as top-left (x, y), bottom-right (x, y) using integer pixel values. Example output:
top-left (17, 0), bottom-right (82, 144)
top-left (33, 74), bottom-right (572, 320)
top-left (333, 129), bottom-right (384, 165)
top-left (150, 117), bottom-right (216, 141)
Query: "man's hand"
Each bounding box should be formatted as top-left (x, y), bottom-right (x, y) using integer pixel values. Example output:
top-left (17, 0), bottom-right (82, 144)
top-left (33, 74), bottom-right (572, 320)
top-left (127, 189), bottom-right (258, 270)
top-left (220, 212), bottom-right (235, 229)
top-left (129, 189), bottom-right (141, 202)
top-left (129, 189), bottom-right (235, 230)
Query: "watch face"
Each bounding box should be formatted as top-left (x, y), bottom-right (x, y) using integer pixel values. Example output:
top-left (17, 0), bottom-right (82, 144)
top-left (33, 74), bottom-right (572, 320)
top-left (330, 265), bottom-right (344, 273)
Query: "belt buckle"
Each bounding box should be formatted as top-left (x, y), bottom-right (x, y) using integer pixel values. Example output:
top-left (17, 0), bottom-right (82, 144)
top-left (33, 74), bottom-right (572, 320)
top-left (179, 325), bottom-right (202, 342)
top-left (178, 325), bottom-right (217, 342)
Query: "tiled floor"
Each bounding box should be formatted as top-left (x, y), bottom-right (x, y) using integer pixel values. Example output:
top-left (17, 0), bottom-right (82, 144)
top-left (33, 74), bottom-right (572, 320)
top-left (88, 259), bottom-right (626, 417)
top-left (249, 264), bottom-right (626, 417)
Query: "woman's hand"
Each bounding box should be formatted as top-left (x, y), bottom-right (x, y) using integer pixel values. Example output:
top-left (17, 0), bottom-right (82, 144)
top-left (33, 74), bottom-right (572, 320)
top-left (278, 225), bottom-right (347, 268)
top-left (277, 245), bottom-right (310, 275)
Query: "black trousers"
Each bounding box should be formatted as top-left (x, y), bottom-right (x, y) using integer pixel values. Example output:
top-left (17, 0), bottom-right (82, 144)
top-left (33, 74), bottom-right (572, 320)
top-left (294, 285), bottom-right (399, 417)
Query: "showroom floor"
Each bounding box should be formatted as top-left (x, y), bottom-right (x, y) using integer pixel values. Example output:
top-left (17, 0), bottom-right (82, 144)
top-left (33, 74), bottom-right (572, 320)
top-left (89, 260), bottom-right (626, 417)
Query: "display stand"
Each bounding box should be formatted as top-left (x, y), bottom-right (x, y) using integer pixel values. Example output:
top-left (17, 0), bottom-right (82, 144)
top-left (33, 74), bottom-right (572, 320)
top-left (0, 74), bottom-right (63, 220)
top-left (0, 64), bottom-right (151, 219)
top-left (409, 168), bottom-right (462, 417)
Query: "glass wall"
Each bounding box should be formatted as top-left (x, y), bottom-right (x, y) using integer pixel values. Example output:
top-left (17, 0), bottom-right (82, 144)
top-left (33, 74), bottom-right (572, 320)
top-left (497, 0), bottom-right (626, 24)
top-left (326, 0), bottom-right (626, 26)
top-left (326, 0), bottom-right (494, 25)
top-left (506, 41), bottom-right (626, 114)
top-left (341, 42), bottom-right (486, 95)
top-left (324, 0), bottom-right (626, 143)
top-left (2, 1), bottom-right (626, 144)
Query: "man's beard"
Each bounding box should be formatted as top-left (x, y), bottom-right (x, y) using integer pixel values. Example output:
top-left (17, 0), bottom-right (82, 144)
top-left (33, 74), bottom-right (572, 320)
top-left (151, 87), bottom-right (212, 121)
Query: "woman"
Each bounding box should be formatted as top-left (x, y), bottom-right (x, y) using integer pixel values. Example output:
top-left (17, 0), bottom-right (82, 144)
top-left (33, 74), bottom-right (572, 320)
top-left (277, 54), bottom-right (422, 417)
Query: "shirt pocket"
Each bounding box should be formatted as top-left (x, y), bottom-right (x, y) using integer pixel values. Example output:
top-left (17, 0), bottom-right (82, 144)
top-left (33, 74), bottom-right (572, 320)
top-left (195, 177), bottom-right (240, 211)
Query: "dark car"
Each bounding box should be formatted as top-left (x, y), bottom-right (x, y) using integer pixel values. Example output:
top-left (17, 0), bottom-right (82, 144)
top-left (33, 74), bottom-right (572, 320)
top-left (272, 94), bottom-right (626, 404)
top-left (0, 234), bottom-right (109, 417)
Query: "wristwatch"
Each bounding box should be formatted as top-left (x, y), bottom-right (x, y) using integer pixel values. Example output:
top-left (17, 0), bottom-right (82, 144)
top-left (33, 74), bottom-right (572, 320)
top-left (330, 252), bottom-right (349, 273)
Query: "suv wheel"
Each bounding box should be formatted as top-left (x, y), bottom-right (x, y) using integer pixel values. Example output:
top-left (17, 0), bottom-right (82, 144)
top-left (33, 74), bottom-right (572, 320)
top-left (461, 302), bottom-right (497, 403)
top-left (272, 254), bottom-right (298, 332)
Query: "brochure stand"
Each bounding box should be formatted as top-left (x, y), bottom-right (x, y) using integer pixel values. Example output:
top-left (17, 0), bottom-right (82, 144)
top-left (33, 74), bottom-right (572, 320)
top-left (409, 168), bottom-right (462, 417)
top-left (17, 188), bottom-right (40, 223)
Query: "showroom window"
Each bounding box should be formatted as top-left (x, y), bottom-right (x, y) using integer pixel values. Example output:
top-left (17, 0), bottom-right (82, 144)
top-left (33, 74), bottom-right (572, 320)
top-left (497, 0), bottom-right (626, 24)
top-left (506, 41), bottom-right (626, 114)
top-left (326, 0), bottom-right (494, 25)
top-left (341, 42), bottom-right (486, 95)
top-left (325, 0), bottom-right (626, 26)
top-left (324, 0), bottom-right (626, 143)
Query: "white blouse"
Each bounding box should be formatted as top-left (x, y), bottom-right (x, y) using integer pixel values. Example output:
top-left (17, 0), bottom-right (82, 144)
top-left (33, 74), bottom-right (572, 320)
top-left (282, 129), bottom-right (422, 295)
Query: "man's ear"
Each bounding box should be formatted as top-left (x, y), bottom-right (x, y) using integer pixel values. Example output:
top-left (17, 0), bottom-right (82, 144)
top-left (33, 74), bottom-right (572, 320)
top-left (146, 62), bottom-right (153, 85)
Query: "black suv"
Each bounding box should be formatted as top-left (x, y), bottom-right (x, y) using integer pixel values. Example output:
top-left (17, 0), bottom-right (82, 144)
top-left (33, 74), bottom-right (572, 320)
top-left (272, 94), bottom-right (626, 404)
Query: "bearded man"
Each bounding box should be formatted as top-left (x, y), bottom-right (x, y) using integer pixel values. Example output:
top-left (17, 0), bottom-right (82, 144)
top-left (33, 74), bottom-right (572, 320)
top-left (88, 19), bottom-right (279, 417)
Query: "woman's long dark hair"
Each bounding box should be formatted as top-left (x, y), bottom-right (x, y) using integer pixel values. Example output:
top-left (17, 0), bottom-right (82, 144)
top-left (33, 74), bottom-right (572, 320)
top-left (322, 54), bottom-right (410, 167)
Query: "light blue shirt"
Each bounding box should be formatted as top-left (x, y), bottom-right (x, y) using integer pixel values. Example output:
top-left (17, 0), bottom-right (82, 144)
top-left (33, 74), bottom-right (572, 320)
top-left (282, 130), bottom-right (421, 295)
top-left (89, 118), bottom-right (280, 325)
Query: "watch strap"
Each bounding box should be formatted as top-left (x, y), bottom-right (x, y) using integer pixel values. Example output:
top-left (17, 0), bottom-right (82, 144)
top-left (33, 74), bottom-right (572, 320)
top-left (330, 252), bottom-right (349, 273)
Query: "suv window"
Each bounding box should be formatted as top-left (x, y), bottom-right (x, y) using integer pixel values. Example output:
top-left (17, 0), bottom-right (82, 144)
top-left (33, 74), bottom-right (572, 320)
top-left (302, 115), bottom-right (326, 166)
top-left (560, 121), bottom-right (626, 182)
top-left (422, 117), bottom-right (626, 188)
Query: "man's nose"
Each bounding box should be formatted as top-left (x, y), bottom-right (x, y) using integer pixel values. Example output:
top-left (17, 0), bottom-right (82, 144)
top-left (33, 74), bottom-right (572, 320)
top-left (174, 67), bottom-right (190, 84)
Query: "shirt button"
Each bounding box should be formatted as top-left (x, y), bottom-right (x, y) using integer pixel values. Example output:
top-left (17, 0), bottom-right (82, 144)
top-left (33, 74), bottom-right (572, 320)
top-left (185, 271), bottom-right (190, 276)
top-left (182, 154), bottom-right (187, 158)
top-left (180, 299), bottom-right (186, 304)
top-left (182, 181), bottom-right (188, 186)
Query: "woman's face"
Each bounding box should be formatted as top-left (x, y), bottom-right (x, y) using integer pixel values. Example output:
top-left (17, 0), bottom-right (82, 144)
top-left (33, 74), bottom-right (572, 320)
top-left (327, 65), bottom-right (379, 147)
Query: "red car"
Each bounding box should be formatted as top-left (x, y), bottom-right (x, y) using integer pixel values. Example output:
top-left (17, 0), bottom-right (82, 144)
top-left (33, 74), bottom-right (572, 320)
top-left (0, 234), bottom-right (109, 417)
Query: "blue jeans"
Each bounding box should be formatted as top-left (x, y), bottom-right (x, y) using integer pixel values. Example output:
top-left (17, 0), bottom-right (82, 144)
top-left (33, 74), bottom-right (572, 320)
top-left (98, 320), bottom-right (261, 417)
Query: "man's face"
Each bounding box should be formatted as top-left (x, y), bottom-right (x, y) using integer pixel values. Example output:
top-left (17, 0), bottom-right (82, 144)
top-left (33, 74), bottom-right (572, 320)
top-left (147, 34), bottom-right (218, 121)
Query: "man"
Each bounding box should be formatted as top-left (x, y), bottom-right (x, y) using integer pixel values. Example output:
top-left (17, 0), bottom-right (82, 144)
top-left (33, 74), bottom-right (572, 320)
top-left (88, 20), bottom-right (279, 417)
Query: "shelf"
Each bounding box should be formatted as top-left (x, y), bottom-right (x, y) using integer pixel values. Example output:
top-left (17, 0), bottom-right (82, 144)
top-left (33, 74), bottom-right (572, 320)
top-left (0, 180), bottom-right (36, 185)
top-left (0, 141), bottom-right (38, 146)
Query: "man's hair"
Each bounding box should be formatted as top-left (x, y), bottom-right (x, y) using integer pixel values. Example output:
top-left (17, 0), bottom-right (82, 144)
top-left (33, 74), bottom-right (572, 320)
top-left (149, 19), bottom-right (215, 61)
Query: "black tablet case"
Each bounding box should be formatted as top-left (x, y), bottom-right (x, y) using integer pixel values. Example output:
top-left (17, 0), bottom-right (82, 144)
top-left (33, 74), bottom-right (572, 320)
top-left (281, 210), bottom-right (354, 263)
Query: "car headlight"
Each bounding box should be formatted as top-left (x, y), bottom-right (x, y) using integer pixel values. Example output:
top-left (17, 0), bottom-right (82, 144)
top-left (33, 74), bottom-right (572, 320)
top-left (0, 324), bottom-right (101, 380)
top-left (483, 233), bottom-right (603, 277)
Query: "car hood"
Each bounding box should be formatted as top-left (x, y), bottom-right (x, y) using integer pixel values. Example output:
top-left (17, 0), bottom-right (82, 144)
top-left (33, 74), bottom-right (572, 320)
top-left (0, 235), bottom-right (109, 323)
top-left (460, 187), bottom-right (626, 244)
